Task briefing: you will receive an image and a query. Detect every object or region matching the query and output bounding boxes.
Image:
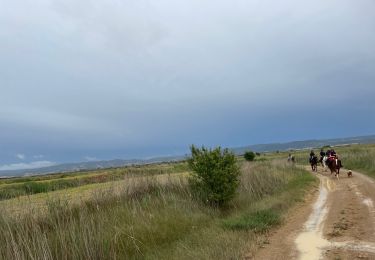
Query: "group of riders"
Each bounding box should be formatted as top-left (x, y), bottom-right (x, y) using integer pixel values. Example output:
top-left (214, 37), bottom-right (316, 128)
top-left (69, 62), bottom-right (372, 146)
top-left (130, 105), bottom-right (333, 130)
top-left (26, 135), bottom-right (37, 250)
top-left (287, 148), bottom-right (344, 178)
top-left (309, 148), bottom-right (343, 175)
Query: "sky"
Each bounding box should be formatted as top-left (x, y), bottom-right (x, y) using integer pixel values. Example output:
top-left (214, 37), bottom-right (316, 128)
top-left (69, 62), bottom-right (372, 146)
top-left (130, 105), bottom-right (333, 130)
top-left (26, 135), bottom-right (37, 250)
top-left (1, 0), bottom-right (375, 170)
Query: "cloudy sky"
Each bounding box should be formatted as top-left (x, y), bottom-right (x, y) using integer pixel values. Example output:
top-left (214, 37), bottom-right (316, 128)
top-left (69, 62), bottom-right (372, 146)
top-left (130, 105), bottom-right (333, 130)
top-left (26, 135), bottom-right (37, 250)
top-left (1, 0), bottom-right (374, 170)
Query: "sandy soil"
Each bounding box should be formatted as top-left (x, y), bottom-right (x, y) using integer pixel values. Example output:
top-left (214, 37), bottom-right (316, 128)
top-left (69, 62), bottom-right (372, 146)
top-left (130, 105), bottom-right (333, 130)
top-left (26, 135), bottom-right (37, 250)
top-left (249, 167), bottom-right (375, 260)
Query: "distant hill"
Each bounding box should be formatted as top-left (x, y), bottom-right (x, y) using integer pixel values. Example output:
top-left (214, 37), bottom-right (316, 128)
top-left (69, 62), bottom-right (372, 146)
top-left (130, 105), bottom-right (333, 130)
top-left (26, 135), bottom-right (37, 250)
top-left (0, 156), bottom-right (186, 178)
top-left (231, 135), bottom-right (375, 155)
top-left (1, 135), bottom-right (375, 177)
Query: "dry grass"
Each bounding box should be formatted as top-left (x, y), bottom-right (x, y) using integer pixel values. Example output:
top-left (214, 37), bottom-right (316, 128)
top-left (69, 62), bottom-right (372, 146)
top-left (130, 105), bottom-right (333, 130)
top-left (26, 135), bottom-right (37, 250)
top-left (334, 144), bottom-right (375, 178)
top-left (0, 172), bottom-right (188, 218)
top-left (0, 162), bottom-right (189, 200)
top-left (0, 160), bottom-right (316, 259)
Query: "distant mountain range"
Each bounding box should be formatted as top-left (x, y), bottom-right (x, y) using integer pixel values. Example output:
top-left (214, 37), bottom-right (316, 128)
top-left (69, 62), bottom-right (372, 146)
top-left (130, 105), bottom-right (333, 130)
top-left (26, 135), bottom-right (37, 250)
top-left (0, 156), bottom-right (186, 178)
top-left (1, 135), bottom-right (375, 178)
top-left (231, 135), bottom-right (375, 154)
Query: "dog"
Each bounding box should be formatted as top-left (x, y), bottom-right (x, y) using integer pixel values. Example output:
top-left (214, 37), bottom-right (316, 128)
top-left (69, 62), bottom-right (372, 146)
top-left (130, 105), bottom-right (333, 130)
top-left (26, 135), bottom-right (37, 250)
top-left (347, 170), bottom-right (353, 178)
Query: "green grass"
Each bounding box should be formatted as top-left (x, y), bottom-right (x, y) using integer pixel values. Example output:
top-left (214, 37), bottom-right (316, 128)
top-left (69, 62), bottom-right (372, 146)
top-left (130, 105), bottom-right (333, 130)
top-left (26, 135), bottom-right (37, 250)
top-left (223, 209), bottom-right (281, 232)
top-left (0, 160), bottom-right (317, 259)
top-left (223, 162), bottom-right (316, 234)
top-left (0, 162), bottom-right (190, 200)
top-left (2, 143), bottom-right (373, 259)
top-left (333, 144), bottom-right (375, 178)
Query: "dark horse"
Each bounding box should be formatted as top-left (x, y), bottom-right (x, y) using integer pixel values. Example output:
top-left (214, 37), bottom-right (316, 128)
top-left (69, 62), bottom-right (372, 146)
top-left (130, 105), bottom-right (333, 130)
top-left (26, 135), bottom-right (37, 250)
top-left (310, 155), bottom-right (318, 172)
top-left (327, 157), bottom-right (343, 179)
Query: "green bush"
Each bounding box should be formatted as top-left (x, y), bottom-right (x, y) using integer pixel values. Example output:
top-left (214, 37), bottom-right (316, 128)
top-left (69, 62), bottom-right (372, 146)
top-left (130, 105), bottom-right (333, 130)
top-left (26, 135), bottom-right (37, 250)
top-left (244, 151), bottom-right (256, 161)
top-left (188, 145), bottom-right (240, 206)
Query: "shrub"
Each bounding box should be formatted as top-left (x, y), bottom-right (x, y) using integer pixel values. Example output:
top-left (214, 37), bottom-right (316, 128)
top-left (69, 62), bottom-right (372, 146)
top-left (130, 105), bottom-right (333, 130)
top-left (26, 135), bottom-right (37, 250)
top-left (244, 151), bottom-right (256, 161)
top-left (188, 145), bottom-right (240, 206)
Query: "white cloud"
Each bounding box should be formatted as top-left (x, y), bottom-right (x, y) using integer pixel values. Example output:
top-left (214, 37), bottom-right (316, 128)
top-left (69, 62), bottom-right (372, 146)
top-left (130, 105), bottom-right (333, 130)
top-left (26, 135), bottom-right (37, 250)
top-left (0, 161), bottom-right (57, 171)
top-left (84, 156), bottom-right (97, 161)
top-left (16, 154), bottom-right (25, 160)
top-left (33, 155), bottom-right (44, 159)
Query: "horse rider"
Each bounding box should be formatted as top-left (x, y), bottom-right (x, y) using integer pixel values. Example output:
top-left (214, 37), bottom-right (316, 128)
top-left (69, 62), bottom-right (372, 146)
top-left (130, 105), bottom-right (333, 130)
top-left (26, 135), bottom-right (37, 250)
top-left (309, 150), bottom-right (315, 163)
top-left (319, 149), bottom-right (326, 167)
top-left (326, 150), bottom-right (337, 167)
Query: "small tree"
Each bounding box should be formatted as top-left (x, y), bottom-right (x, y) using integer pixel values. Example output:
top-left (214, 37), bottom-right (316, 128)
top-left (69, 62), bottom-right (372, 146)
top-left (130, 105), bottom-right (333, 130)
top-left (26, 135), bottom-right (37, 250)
top-left (244, 151), bottom-right (256, 161)
top-left (188, 145), bottom-right (240, 206)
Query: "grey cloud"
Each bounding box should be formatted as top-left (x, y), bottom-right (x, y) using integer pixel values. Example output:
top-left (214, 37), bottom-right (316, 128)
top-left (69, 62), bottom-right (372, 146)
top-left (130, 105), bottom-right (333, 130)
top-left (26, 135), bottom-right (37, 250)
top-left (0, 0), bottom-right (374, 165)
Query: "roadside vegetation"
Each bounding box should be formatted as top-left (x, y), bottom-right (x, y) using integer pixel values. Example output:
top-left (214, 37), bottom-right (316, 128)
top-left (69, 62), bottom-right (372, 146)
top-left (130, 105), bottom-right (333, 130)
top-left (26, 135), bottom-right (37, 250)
top-left (0, 154), bottom-right (316, 259)
top-left (188, 146), bottom-right (240, 206)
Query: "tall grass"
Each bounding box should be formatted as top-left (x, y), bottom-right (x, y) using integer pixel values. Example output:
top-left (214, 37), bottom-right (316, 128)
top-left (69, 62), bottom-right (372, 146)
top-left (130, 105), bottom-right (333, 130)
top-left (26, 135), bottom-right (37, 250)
top-left (334, 145), bottom-right (375, 178)
top-left (0, 161), bottom-right (316, 259)
top-left (0, 162), bottom-right (189, 201)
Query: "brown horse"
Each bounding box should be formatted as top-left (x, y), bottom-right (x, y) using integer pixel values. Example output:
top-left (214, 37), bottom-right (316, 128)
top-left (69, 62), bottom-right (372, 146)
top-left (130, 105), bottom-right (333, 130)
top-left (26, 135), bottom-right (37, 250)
top-left (327, 158), bottom-right (343, 179)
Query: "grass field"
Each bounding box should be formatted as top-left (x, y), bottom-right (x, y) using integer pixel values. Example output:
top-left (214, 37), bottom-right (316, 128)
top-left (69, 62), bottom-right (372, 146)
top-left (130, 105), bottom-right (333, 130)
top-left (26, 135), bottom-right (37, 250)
top-left (0, 162), bottom-right (189, 201)
top-left (0, 158), bottom-right (316, 259)
top-left (2, 143), bottom-right (373, 259)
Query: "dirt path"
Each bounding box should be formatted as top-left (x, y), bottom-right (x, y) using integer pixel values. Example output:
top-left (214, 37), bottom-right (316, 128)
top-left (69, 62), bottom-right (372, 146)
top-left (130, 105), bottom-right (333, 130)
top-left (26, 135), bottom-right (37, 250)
top-left (251, 167), bottom-right (375, 260)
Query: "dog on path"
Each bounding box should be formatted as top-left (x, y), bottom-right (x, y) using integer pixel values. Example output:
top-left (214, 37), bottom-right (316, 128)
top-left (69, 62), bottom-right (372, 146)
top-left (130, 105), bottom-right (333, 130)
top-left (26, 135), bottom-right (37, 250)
top-left (347, 170), bottom-right (353, 178)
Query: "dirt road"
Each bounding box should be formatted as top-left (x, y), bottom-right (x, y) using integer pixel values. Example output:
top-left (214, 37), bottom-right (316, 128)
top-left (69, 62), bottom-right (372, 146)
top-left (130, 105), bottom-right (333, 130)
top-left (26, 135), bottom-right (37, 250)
top-left (251, 167), bottom-right (375, 260)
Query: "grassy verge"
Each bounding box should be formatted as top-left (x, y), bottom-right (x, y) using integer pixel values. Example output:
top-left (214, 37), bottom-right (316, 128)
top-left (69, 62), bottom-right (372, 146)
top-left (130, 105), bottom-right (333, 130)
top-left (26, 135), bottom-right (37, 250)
top-left (223, 163), bottom-right (316, 232)
top-left (0, 161), bottom-right (316, 259)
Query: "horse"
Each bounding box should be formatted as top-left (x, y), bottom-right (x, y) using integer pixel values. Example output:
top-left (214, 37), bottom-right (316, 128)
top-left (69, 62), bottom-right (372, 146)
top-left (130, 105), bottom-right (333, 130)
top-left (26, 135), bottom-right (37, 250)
top-left (319, 155), bottom-right (327, 170)
top-left (327, 157), bottom-right (343, 179)
top-left (310, 155), bottom-right (318, 172)
top-left (288, 154), bottom-right (295, 163)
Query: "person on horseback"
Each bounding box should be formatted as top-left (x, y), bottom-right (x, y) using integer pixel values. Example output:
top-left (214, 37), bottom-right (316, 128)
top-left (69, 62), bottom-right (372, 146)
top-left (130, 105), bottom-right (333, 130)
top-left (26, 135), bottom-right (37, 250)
top-left (326, 149), bottom-right (337, 169)
top-left (310, 152), bottom-right (318, 172)
top-left (319, 149), bottom-right (326, 168)
top-left (309, 150), bottom-right (315, 163)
